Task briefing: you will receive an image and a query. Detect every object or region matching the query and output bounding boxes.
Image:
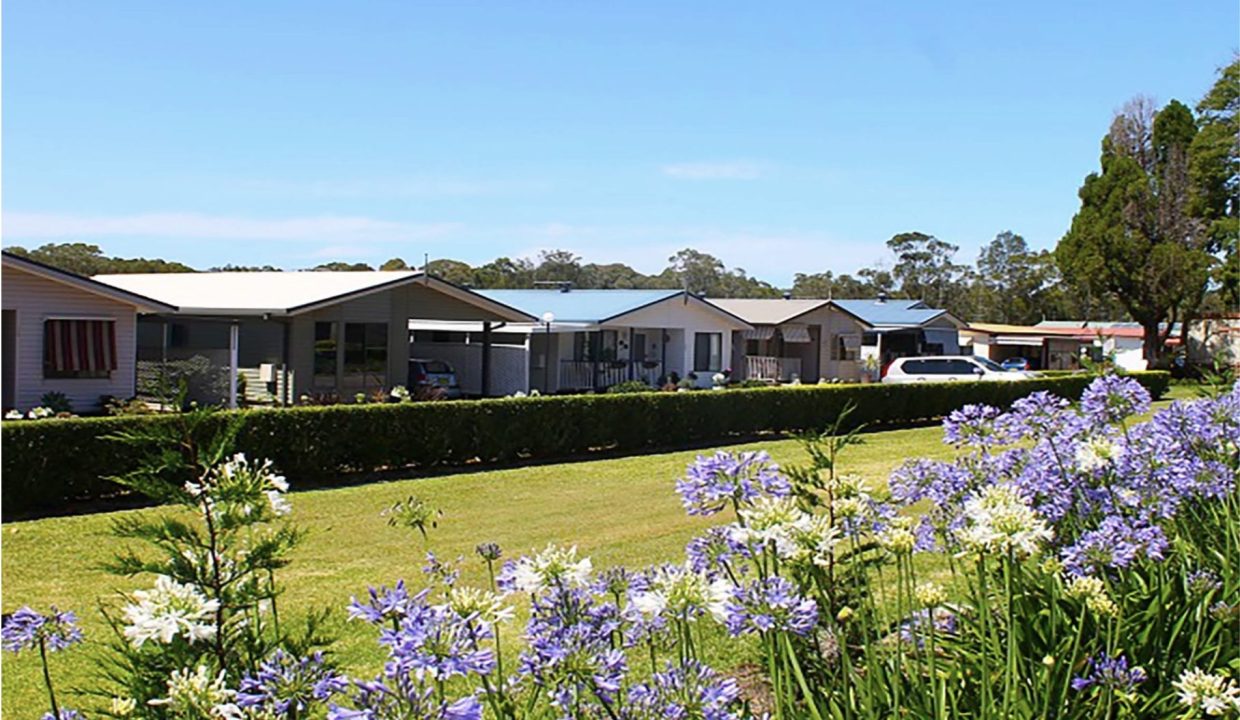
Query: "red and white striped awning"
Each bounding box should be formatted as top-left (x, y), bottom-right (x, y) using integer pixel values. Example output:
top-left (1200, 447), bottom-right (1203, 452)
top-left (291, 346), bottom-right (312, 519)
top-left (44, 319), bottom-right (117, 372)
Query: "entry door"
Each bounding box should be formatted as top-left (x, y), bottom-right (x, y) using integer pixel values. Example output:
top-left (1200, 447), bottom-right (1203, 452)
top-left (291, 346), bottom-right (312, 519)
top-left (2, 310), bottom-right (16, 410)
top-left (632, 333), bottom-right (647, 362)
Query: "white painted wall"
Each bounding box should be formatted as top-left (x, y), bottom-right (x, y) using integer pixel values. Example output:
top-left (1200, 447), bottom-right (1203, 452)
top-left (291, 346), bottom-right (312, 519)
top-left (408, 340), bottom-right (529, 396)
top-left (609, 298), bottom-right (746, 387)
top-left (1106, 337), bottom-right (1147, 371)
top-left (1, 265), bottom-right (140, 412)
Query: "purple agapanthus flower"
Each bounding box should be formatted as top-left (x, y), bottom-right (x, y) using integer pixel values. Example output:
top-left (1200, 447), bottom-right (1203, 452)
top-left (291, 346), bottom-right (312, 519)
top-left (1070, 653), bottom-right (1147, 692)
top-left (40, 711), bottom-right (84, 720)
top-left (627, 660), bottom-right (742, 720)
top-left (1060, 515), bottom-right (1169, 577)
top-left (327, 677), bottom-right (482, 720)
top-left (685, 526), bottom-right (753, 576)
top-left (237, 650), bottom-right (349, 715)
top-left (943, 403), bottom-right (1004, 447)
top-left (518, 586), bottom-right (627, 717)
top-left (379, 588), bottom-right (496, 681)
top-left (2, 606), bottom-right (83, 653)
top-left (1080, 375), bottom-right (1150, 425)
top-left (723, 577), bottom-right (817, 637)
top-left (348, 581), bottom-right (414, 625)
top-left (898, 608), bottom-right (958, 648)
top-left (675, 450), bottom-right (790, 516)
top-left (999, 391), bottom-right (1077, 441)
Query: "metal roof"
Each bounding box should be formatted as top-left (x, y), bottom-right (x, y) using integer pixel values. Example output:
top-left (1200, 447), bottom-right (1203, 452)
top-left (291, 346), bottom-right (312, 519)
top-left (830, 298), bottom-right (951, 328)
top-left (93, 271), bottom-right (534, 320)
top-left (2, 251), bottom-right (178, 313)
top-left (473, 289), bottom-right (689, 323)
top-left (707, 298), bottom-right (830, 325)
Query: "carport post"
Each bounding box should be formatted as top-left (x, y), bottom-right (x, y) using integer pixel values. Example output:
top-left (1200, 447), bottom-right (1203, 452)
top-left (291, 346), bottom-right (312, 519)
top-left (481, 321), bottom-right (492, 397)
top-left (228, 321), bottom-right (239, 409)
top-left (875, 331), bottom-right (884, 378)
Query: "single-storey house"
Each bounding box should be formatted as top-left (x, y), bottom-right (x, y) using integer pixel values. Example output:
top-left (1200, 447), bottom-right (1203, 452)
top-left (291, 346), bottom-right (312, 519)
top-left (960, 323), bottom-right (1095, 370)
top-left (831, 299), bottom-right (964, 375)
top-left (1033, 321), bottom-right (1180, 372)
top-left (709, 298), bottom-right (838, 382)
top-left (431, 288), bottom-right (752, 393)
top-left (710, 296), bottom-right (964, 383)
top-left (2, 251), bottom-right (177, 413)
top-left (93, 271), bottom-right (534, 406)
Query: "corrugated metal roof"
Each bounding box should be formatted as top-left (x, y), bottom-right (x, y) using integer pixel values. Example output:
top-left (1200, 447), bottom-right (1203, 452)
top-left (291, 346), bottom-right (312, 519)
top-left (707, 298), bottom-right (830, 325)
top-left (473, 289), bottom-right (685, 323)
top-left (831, 298), bottom-right (948, 328)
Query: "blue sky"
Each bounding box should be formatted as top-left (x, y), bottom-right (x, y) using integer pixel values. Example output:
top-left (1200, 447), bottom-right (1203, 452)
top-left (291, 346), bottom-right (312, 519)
top-left (3, 1), bottom-right (1236, 285)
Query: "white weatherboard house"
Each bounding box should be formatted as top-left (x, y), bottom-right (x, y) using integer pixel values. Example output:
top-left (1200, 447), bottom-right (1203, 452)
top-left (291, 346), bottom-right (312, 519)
top-left (93, 271), bottom-right (533, 406)
top-left (713, 297), bottom-right (964, 383)
top-left (432, 288), bottom-right (752, 393)
top-left (2, 251), bottom-right (177, 413)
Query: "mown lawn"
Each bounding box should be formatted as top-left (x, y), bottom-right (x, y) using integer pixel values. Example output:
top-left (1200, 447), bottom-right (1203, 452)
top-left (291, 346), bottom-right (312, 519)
top-left (2, 387), bottom-right (1188, 716)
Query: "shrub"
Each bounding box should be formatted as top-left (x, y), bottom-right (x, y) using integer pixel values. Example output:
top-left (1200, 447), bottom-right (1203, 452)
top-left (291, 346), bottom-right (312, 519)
top-left (1, 371), bottom-right (1170, 518)
top-left (607, 380), bottom-right (655, 394)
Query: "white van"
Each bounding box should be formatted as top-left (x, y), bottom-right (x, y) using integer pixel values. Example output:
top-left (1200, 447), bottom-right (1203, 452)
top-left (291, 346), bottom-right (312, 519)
top-left (881, 355), bottom-right (1034, 384)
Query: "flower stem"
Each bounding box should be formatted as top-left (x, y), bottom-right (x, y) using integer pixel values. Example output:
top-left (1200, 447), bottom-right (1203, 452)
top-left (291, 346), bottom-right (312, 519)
top-left (39, 637), bottom-right (60, 718)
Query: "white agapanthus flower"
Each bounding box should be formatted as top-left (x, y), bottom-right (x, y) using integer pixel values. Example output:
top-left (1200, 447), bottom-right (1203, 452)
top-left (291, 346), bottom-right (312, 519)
top-left (123, 575), bottom-right (220, 647)
top-left (736, 496), bottom-right (804, 555)
top-left (510, 545), bottom-right (593, 594)
top-left (957, 484), bottom-right (1052, 557)
top-left (446, 586), bottom-right (515, 626)
top-left (735, 497), bottom-right (841, 566)
top-left (628, 564), bottom-right (731, 622)
top-left (148, 665), bottom-right (241, 719)
top-left (27, 406), bottom-right (53, 419)
top-left (4, 409), bottom-right (23, 420)
top-left (186, 453), bottom-right (291, 517)
top-left (1173, 667), bottom-right (1240, 716)
top-left (1075, 436), bottom-right (1122, 472)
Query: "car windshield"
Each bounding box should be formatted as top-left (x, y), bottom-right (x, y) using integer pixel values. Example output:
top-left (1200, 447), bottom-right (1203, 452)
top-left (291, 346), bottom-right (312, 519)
top-left (424, 361), bottom-right (452, 374)
top-left (973, 356), bottom-right (1007, 372)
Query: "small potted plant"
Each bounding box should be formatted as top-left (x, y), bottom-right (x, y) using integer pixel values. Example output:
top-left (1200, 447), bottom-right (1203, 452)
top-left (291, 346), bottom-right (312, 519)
top-left (862, 355), bottom-right (880, 383)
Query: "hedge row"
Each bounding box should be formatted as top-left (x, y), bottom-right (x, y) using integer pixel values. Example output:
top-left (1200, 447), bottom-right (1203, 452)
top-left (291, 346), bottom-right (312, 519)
top-left (1, 372), bottom-right (1170, 518)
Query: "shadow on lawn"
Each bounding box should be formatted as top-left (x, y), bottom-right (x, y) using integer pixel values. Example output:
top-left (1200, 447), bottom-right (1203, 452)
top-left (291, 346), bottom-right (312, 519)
top-left (7, 419), bottom-right (949, 523)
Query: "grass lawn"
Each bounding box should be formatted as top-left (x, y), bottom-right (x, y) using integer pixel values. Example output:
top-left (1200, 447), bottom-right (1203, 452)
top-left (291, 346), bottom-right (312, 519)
top-left (1, 388), bottom-right (1188, 716)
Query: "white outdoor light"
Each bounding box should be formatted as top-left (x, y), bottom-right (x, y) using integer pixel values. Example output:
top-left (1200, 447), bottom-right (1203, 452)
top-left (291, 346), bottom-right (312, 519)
top-left (542, 311), bottom-right (555, 325)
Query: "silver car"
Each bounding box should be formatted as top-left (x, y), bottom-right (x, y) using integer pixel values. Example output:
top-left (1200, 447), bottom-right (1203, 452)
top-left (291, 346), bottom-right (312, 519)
top-left (408, 358), bottom-right (464, 398)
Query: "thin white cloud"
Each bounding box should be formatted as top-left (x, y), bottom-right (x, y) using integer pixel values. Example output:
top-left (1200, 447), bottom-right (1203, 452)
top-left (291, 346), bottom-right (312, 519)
top-left (238, 177), bottom-right (550, 198)
top-left (3, 212), bottom-right (462, 242)
top-left (660, 162), bottom-right (764, 180)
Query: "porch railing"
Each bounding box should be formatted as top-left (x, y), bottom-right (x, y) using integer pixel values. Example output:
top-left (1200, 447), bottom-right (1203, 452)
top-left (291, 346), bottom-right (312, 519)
top-left (559, 360), bottom-right (663, 391)
top-left (745, 355), bottom-right (802, 382)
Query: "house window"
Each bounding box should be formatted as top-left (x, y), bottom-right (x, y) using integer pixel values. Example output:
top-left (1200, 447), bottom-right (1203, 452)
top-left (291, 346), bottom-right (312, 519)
top-left (693, 332), bottom-right (722, 372)
top-left (571, 331), bottom-right (619, 362)
top-left (313, 322), bottom-right (338, 384)
top-left (43, 319), bottom-right (117, 379)
top-left (343, 322), bottom-right (388, 390)
top-left (830, 334), bottom-right (859, 362)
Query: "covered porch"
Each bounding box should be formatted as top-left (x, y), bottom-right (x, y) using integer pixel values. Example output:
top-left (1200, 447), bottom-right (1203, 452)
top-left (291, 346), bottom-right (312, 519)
top-left (734, 324), bottom-right (818, 382)
top-left (535, 325), bottom-right (685, 393)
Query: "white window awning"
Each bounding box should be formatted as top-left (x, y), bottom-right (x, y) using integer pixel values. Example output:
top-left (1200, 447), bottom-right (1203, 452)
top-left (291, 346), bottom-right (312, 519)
top-left (780, 324), bottom-right (812, 343)
top-left (743, 327), bottom-right (776, 341)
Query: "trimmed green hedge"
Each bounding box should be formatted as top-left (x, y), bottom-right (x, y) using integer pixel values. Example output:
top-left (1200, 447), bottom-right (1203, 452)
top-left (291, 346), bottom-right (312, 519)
top-left (1, 372), bottom-right (1169, 518)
